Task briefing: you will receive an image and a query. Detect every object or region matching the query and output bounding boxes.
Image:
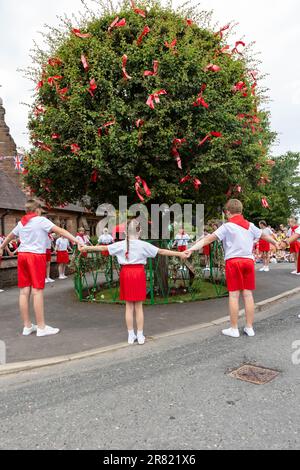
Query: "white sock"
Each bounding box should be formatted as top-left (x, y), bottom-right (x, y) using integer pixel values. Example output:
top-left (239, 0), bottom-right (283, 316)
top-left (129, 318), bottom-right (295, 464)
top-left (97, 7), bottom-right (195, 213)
top-left (137, 330), bottom-right (144, 337)
top-left (128, 330), bottom-right (135, 336)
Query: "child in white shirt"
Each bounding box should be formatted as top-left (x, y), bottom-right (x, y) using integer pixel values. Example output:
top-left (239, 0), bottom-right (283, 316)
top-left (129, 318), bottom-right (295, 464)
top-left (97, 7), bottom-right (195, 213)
top-left (56, 236), bottom-right (71, 279)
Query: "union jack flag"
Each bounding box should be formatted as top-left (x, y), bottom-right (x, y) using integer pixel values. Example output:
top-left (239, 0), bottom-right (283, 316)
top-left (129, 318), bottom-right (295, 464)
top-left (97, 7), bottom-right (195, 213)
top-left (14, 155), bottom-right (24, 172)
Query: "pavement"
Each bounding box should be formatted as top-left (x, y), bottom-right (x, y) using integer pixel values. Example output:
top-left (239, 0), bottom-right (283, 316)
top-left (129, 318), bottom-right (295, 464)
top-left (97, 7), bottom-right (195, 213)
top-left (0, 296), bottom-right (299, 450)
top-left (0, 263), bottom-right (300, 365)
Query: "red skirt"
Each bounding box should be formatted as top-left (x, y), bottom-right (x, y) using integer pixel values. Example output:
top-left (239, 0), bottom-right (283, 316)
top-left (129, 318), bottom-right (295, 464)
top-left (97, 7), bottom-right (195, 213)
top-left (259, 240), bottom-right (270, 253)
top-left (120, 265), bottom-right (147, 302)
top-left (46, 249), bottom-right (52, 263)
top-left (225, 258), bottom-right (255, 292)
top-left (18, 253), bottom-right (47, 290)
top-left (203, 245), bottom-right (211, 256)
top-left (290, 242), bottom-right (300, 254)
top-left (57, 251), bottom-right (69, 264)
top-left (178, 246), bottom-right (187, 252)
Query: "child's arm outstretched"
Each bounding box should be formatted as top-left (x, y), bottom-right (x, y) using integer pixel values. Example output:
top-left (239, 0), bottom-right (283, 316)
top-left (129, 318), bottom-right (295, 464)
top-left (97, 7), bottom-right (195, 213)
top-left (185, 234), bottom-right (218, 256)
top-left (158, 248), bottom-right (186, 258)
top-left (79, 244), bottom-right (108, 253)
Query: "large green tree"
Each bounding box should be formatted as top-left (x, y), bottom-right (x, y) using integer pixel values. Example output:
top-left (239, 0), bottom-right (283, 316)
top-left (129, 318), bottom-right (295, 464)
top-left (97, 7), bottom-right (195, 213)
top-left (24, 0), bottom-right (275, 215)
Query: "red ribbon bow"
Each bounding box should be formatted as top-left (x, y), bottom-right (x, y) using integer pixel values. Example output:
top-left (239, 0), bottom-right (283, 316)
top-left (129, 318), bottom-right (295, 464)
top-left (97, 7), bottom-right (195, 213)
top-left (164, 39), bottom-right (177, 49)
top-left (71, 144), bottom-right (80, 154)
top-left (36, 80), bottom-right (44, 91)
top-left (144, 60), bottom-right (159, 77)
top-left (88, 78), bottom-right (97, 97)
top-left (204, 64), bottom-right (221, 72)
top-left (130, 1), bottom-right (146, 17)
top-left (232, 81), bottom-right (248, 96)
top-left (98, 120), bottom-right (116, 136)
top-left (192, 84), bottom-right (209, 108)
top-left (186, 19), bottom-right (193, 26)
top-left (137, 26), bottom-right (150, 45)
top-left (48, 58), bottom-right (63, 67)
top-left (81, 55), bottom-right (89, 71)
top-left (51, 133), bottom-right (61, 140)
top-left (136, 119), bottom-right (145, 128)
top-left (215, 24), bottom-right (230, 39)
top-left (57, 87), bottom-right (69, 100)
top-left (91, 170), bottom-right (99, 183)
top-left (180, 175), bottom-right (201, 191)
top-left (171, 138), bottom-right (187, 170)
top-left (232, 41), bottom-right (246, 55)
top-left (34, 105), bottom-right (46, 116)
top-left (146, 90), bottom-right (167, 109)
top-left (108, 17), bottom-right (126, 33)
top-left (199, 132), bottom-right (222, 146)
top-left (34, 141), bottom-right (52, 152)
top-left (72, 29), bottom-right (92, 39)
top-left (122, 55), bottom-right (132, 80)
top-left (135, 176), bottom-right (151, 202)
top-left (48, 75), bottom-right (63, 88)
top-left (261, 198), bottom-right (270, 209)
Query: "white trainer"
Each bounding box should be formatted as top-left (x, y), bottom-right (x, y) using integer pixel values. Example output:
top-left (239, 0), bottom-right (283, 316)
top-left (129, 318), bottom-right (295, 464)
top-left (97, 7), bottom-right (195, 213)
top-left (37, 325), bottom-right (60, 337)
top-left (48, 278), bottom-right (55, 283)
top-left (244, 327), bottom-right (255, 337)
top-left (23, 324), bottom-right (37, 336)
top-left (137, 334), bottom-right (146, 345)
top-left (222, 328), bottom-right (240, 338)
top-left (128, 332), bottom-right (137, 345)
top-left (291, 270), bottom-right (297, 275)
top-left (58, 276), bottom-right (65, 280)
top-left (259, 267), bottom-right (266, 272)
top-left (0, 289), bottom-right (4, 293)
top-left (264, 267), bottom-right (270, 272)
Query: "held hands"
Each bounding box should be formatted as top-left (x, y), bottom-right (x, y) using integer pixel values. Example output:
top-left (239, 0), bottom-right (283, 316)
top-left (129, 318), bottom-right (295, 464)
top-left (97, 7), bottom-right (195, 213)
top-left (180, 250), bottom-right (193, 259)
top-left (79, 244), bottom-right (89, 253)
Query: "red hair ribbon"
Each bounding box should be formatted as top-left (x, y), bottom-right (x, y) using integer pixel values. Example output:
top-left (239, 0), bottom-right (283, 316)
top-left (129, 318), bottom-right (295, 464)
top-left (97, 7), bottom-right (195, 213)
top-left (232, 41), bottom-right (246, 55)
top-left (48, 58), bottom-right (63, 67)
top-left (165, 39), bottom-right (177, 49)
top-left (180, 175), bottom-right (201, 191)
top-left (98, 120), bottom-right (116, 136)
top-left (171, 138), bottom-right (186, 170)
top-left (91, 170), bottom-right (99, 183)
top-left (72, 29), bottom-right (92, 39)
top-left (192, 84), bottom-right (208, 108)
top-left (199, 132), bottom-right (222, 146)
top-left (88, 78), bottom-right (97, 97)
top-left (130, 1), bottom-right (146, 17)
top-left (186, 19), bottom-right (193, 26)
top-left (137, 26), bottom-right (150, 45)
top-left (144, 60), bottom-right (159, 77)
top-left (135, 176), bottom-right (151, 202)
top-left (122, 55), bottom-right (132, 80)
top-left (34, 141), bottom-right (52, 152)
top-left (108, 17), bottom-right (126, 33)
top-left (146, 89), bottom-right (167, 109)
top-left (34, 105), bottom-right (46, 116)
top-left (51, 133), bottom-right (61, 140)
top-left (71, 144), bottom-right (80, 154)
top-left (81, 55), bottom-right (89, 71)
top-left (261, 198), bottom-right (270, 209)
top-left (204, 64), bottom-right (221, 72)
top-left (215, 24), bottom-right (230, 39)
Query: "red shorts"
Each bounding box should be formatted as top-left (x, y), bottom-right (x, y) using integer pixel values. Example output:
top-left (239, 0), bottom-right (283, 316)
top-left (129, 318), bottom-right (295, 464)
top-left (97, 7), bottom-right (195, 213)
top-left (18, 253), bottom-right (47, 289)
top-left (225, 258), bottom-right (256, 292)
top-left (290, 242), bottom-right (300, 254)
top-left (259, 240), bottom-right (270, 253)
top-left (57, 251), bottom-right (69, 264)
top-left (46, 249), bottom-right (52, 263)
top-left (203, 245), bottom-right (211, 256)
top-left (120, 265), bottom-right (146, 302)
top-left (178, 246), bottom-right (187, 252)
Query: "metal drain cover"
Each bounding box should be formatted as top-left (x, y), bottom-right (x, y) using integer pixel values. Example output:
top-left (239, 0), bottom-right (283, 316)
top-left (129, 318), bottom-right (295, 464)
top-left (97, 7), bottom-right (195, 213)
top-left (229, 364), bottom-right (280, 385)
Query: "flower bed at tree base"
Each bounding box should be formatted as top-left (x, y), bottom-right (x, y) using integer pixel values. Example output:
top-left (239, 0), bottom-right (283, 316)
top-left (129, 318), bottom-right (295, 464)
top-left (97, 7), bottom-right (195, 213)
top-left (88, 279), bottom-right (228, 305)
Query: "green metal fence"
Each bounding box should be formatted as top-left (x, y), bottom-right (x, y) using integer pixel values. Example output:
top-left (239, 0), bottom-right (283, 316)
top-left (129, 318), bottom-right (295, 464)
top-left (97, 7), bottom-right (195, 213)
top-left (73, 240), bottom-right (227, 305)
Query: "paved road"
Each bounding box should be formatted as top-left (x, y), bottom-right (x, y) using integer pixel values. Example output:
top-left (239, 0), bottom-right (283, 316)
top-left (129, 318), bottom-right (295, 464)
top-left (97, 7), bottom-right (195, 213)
top-left (1, 264), bottom-right (300, 363)
top-left (0, 295), bottom-right (299, 450)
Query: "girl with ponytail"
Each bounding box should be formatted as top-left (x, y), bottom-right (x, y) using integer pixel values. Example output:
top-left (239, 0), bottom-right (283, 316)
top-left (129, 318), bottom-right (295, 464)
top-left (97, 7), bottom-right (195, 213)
top-left (80, 219), bottom-right (186, 345)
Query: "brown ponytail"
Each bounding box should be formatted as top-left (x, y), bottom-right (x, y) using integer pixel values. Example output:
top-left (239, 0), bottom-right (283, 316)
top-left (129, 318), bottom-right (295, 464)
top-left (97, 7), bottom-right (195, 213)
top-left (125, 219), bottom-right (141, 260)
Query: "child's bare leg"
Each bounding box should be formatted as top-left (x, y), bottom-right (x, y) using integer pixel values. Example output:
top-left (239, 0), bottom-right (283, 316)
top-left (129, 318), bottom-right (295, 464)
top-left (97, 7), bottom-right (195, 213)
top-left (135, 302), bottom-right (144, 332)
top-left (228, 291), bottom-right (240, 329)
top-left (243, 290), bottom-right (255, 328)
top-left (32, 288), bottom-right (46, 328)
top-left (62, 264), bottom-right (66, 277)
top-left (46, 262), bottom-right (50, 279)
top-left (125, 302), bottom-right (135, 331)
top-left (19, 287), bottom-right (32, 328)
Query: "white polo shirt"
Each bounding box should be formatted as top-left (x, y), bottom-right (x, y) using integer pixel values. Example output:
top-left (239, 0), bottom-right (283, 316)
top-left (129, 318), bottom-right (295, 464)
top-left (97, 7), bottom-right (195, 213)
top-left (214, 222), bottom-right (262, 261)
top-left (175, 234), bottom-right (191, 247)
top-left (108, 240), bottom-right (159, 265)
top-left (56, 238), bottom-right (70, 252)
top-left (12, 217), bottom-right (55, 254)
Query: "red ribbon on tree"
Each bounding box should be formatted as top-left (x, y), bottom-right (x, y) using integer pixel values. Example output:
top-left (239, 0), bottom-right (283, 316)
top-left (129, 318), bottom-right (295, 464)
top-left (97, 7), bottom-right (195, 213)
top-left (48, 58), bottom-right (63, 67)
top-left (98, 120), bottom-right (116, 137)
top-left (57, 87), bottom-right (69, 100)
top-left (88, 78), bottom-right (97, 97)
top-left (144, 60), bottom-right (159, 77)
top-left (36, 80), bottom-right (44, 91)
top-left (130, 1), bottom-right (146, 17)
top-left (136, 119), bottom-right (145, 128)
top-left (258, 177), bottom-right (271, 187)
top-left (199, 132), bottom-right (222, 146)
top-left (192, 84), bottom-right (208, 108)
top-left (34, 141), bottom-right (52, 152)
top-left (186, 19), bottom-right (193, 26)
top-left (146, 89), bottom-right (167, 109)
top-left (232, 81), bottom-right (248, 96)
top-left (34, 105), bottom-right (46, 117)
top-left (204, 64), bottom-right (221, 72)
top-left (232, 41), bottom-right (246, 55)
top-left (48, 75), bottom-right (63, 89)
top-left (180, 175), bottom-right (201, 191)
top-left (51, 133), bottom-right (61, 140)
top-left (137, 26), bottom-right (150, 45)
top-left (71, 144), bottom-right (80, 154)
top-left (108, 17), bottom-right (126, 33)
top-left (261, 198), bottom-right (270, 209)
top-left (215, 24), bottom-right (230, 39)
top-left (72, 29), bottom-right (92, 39)
top-left (164, 39), bottom-right (177, 50)
top-left (81, 55), bottom-right (89, 71)
top-left (122, 55), bottom-right (132, 80)
top-left (135, 176), bottom-right (151, 202)
top-left (171, 138), bottom-right (187, 170)
top-left (91, 170), bottom-right (99, 183)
